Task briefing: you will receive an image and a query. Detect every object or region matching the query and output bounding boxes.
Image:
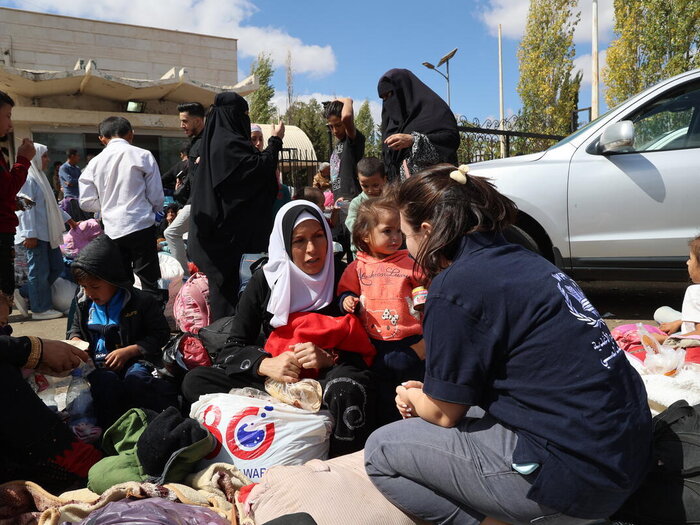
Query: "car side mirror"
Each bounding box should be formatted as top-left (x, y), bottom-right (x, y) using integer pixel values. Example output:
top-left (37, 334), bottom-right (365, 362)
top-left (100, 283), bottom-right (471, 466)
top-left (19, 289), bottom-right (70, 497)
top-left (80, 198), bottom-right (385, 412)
top-left (599, 121), bottom-right (635, 154)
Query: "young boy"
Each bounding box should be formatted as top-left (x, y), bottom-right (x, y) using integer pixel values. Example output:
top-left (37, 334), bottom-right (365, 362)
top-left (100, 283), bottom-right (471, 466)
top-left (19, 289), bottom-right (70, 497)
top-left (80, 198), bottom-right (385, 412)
top-left (79, 116), bottom-right (164, 296)
top-left (323, 98), bottom-right (365, 261)
top-left (323, 98), bottom-right (365, 200)
top-left (345, 157), bottom-right (388, 254)
top-left (68, 235), bottom-right (174, 428)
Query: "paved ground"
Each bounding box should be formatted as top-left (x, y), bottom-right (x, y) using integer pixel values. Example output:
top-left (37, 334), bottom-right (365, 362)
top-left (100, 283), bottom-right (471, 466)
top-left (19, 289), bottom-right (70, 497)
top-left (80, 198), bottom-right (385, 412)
top-left (8, 280), bottom-right (687, 340)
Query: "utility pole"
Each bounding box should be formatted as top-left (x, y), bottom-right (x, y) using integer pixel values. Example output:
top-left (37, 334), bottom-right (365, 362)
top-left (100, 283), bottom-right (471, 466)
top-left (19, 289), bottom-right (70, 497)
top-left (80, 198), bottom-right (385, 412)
top-left (591, 0), bottom-right (599, 120)
top-left (498, 24), bottom-right (506, 158)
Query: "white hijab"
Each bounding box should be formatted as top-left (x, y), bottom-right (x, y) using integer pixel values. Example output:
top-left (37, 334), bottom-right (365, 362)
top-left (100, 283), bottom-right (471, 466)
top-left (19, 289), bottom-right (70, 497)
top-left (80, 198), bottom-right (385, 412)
top-left (264, 200), bottom-right (335, 328)
top-left (28, 143), bottom-right (65, 249)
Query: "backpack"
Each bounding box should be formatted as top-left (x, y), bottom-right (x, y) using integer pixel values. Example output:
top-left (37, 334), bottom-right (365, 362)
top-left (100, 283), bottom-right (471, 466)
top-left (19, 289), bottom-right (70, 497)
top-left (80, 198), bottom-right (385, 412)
top-left (173, 272), bottom-right (210, 334)
top-left (614, 400), bottom-right (700, 525)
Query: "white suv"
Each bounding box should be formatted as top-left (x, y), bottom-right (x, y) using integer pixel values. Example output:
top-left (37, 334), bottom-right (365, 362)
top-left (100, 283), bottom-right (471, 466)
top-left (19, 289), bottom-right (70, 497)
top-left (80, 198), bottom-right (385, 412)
top-left (468, 68), bottom-right (700, 281)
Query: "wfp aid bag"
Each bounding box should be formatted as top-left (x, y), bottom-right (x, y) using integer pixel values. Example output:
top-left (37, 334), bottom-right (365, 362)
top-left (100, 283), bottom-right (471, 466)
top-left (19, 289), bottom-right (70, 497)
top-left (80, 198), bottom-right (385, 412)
top-left (190, 388), bottom-right (332, 481)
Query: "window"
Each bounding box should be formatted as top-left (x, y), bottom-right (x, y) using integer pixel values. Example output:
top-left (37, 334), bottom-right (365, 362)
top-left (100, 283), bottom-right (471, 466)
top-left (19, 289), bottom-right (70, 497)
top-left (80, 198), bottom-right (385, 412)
top-left (628, 81), bottom-right (700, 152)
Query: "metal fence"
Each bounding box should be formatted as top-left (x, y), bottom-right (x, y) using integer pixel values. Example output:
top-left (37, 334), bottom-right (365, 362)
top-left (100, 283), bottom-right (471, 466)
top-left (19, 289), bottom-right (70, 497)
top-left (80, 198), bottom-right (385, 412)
top-left (278, 147), bottom-right (318, 191)
top-left (456, 115), bottom-right (565, 164)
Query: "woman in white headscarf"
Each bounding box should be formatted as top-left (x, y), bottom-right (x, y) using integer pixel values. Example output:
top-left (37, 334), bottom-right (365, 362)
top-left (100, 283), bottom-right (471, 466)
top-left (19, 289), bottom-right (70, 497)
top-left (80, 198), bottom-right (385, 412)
top-left (15, 143), bottom-right (75, 319)
top-left (182, 200), bottom-right (375, 456)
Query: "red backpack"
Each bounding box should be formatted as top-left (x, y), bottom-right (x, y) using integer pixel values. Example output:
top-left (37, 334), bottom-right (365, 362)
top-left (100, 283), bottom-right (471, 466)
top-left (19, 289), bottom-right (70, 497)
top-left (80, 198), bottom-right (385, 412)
top-left (173, 272), bottom-right (211, 334)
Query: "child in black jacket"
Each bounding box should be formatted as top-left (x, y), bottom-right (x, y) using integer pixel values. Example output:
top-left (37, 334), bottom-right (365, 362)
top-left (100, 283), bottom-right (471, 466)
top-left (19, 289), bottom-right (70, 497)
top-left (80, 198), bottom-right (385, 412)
top-left (68, 235), bottom-right (175, 428)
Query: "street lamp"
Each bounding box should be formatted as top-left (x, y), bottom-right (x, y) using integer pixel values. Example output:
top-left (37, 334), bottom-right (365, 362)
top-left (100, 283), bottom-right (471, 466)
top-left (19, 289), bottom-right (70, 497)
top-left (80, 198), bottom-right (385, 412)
top-left (422, 48), bottom-right (458, 107)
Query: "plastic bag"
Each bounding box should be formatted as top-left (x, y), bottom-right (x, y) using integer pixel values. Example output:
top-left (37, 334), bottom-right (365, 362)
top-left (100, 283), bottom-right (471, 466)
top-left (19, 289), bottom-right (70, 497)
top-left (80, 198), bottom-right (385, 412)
top-left (157, 253), bottom-right (184, 330)
top-left (637, 323), bottom-right (686, 376)
top-left (190, 389), bottom-right (332, 482)
top-left (73, 497), bottom-right (229, 524)
top-left (27, 359), bottom-right (101, 443)
top-left (52, 276), bottom-right (78, 314)
top-left (162, 333), bottom-right (211, 379)
top-left (265, 378), bottom-right (323, 412)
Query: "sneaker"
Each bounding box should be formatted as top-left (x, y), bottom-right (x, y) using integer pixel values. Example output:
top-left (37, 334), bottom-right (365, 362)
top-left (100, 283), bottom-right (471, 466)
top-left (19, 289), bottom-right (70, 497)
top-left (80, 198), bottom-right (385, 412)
top-left (32, 308), bottom-right (63, 320)
top-left (13, 289), bottom-right (29, 318)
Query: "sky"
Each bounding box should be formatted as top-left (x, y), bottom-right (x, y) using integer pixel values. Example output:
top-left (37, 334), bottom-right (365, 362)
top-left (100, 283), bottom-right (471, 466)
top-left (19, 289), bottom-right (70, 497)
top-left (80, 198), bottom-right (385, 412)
top-left (1, 0), bottom-right (617, 127)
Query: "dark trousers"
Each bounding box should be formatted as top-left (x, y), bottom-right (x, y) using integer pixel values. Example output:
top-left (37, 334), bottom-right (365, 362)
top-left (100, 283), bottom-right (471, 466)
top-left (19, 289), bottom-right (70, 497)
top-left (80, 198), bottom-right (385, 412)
top-left (89, 363), bottom-right (179, 429)
top-left (0, 232), bottom-right (15, 297)
top-left (208, 250), bottom-right (243, 321)
top-left (371, 338), bottom-right (426, 427)
top-left (182, 352), bottom-right (375, 457)
top-left (111, 226), bottom-right (161, 295)
top-left (0, 362), bottom-right (75, 486)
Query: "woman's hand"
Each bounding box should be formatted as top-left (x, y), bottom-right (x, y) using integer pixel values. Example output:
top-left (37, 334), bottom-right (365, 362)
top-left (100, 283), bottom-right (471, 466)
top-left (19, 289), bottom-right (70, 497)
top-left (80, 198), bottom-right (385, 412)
top-left (67, 219), bottom-right (79, 230)
top-left (292, 342), bottom-right (335, 370)
top-left (659, 320), bottom-right (682, 334)
top-left (36, 339), bottom-right (89, 375)
top-left (258, 353), bottom-right (301, 383)
top-left (23, 237), bottom-right (38, 250)
top-left (343, 296), bottom-right (359, 313)
top-left (384, 133), bottom-right (414, 151)
top-left (271, 120), bottom-right (286, 140)
top-left (395, 380), bottom-right (423, 419)
top-left (104, 345), bottom-right (141, 372)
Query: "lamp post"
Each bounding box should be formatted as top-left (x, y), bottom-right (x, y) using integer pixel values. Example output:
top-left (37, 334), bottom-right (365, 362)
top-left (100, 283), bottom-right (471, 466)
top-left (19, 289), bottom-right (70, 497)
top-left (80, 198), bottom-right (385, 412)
top-left (422, 48), bottom-right (458, 108)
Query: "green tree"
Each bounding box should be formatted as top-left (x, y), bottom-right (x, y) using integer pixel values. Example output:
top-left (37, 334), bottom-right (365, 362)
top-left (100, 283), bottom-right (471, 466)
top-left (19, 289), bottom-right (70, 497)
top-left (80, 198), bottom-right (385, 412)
top-left (355, 99), bottom-right (381, 158)
top-left (284, 98), bottom-right (330, 163)
top-left (248, 52), bottom-right (276, 124)
top-left (517, 0), bottom-right (581, 136)
top-left (604, 0), bottom-right (700, 107)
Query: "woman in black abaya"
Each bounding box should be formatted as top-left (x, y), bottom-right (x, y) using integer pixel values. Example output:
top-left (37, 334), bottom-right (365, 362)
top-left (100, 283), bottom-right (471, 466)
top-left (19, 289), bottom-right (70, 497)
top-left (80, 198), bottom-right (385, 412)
top-left (377, 68), bottom-right (459, 182)
top-left (189, 92), bottom-right (285, 320)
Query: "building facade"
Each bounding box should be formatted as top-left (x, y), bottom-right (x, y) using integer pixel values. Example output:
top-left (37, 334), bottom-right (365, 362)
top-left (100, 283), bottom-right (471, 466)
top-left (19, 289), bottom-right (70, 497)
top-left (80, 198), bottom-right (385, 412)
top-left (0, 7), bottom-right (256, 171)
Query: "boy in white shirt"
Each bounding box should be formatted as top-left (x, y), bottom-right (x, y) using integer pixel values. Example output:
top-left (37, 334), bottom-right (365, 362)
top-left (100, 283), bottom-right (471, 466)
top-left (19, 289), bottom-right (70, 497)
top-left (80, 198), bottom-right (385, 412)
top-left (79, 116), bottom-right (164, 295)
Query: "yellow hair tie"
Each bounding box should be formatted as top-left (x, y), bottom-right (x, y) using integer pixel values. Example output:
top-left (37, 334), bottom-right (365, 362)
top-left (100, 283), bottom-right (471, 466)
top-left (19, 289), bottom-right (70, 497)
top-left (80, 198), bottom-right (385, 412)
top-left (449, 165), bottom-right (469, 185)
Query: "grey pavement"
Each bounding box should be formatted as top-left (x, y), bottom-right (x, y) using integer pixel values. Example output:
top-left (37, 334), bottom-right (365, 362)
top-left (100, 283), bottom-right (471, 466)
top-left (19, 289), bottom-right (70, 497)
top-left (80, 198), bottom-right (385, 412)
top-left (9, 313), bottom-right (68, 341)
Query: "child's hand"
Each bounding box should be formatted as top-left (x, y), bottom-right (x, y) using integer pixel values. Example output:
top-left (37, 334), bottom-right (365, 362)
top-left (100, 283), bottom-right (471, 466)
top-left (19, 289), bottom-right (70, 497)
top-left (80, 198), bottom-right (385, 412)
top-left (659, 320), bottom-right (682, 334)
top-left (292, 342), bottom-right (335, 370)
top-left (104, 346), bottom-right (140, 372)
top-left (258, 353), bottom-right (301, 383)
top-left (343, 296), bottom-right (359, 313)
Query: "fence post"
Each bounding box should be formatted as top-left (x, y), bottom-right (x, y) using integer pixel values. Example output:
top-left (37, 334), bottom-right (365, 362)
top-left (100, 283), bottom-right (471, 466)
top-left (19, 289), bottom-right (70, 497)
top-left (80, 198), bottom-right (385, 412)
top-left (505, 134), bottom-right (510, 157)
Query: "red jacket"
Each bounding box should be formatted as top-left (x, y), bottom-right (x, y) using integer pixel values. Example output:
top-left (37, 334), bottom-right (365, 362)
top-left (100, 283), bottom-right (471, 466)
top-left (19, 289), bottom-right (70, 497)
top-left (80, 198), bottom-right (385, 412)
top-left (0, 154), bottom-right (30, 234)
top-left (264, 312), bottom-right (376, 378)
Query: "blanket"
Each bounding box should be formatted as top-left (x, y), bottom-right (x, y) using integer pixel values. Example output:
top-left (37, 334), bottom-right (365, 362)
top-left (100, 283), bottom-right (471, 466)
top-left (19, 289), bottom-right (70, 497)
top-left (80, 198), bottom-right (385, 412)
top-left (0, 462), bottom-right (251, 525)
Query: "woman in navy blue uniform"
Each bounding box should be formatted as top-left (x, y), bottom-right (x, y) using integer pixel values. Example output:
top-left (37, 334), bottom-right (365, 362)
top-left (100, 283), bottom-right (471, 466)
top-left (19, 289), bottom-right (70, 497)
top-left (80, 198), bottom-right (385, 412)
top-left (364, 164), bottom-right (652, 525)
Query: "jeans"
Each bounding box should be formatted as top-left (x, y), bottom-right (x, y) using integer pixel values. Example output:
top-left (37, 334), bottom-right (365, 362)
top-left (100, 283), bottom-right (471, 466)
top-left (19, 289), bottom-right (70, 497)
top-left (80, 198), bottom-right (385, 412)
top-left (89, 363), bottom-right (179, 429)
top-left (21, 240), bottom-right (63, 313)
top-left (365, 411), bottom-right (601, 525)
top-left (164, 204), bottom-right (191, 277)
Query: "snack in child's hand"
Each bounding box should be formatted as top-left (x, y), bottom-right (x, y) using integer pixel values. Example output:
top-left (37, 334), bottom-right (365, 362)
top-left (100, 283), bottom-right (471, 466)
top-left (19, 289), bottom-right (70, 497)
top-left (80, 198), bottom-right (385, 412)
top-left (63, 339), bottom-right (90, 351)
top-left (265, 378), bottom-right (323, 412)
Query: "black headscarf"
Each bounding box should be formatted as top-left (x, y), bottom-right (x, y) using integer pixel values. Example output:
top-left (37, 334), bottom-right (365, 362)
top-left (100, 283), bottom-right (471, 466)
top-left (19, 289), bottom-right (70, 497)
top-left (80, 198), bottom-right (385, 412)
top-left (189, 92), bottom-right (281, 286)
top-left (377, 68), bottom-right (459, 179)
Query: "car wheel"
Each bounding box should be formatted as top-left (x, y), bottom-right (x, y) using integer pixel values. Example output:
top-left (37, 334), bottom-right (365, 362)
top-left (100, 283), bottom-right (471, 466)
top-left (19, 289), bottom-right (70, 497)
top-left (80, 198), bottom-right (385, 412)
top-left (504, 225), bottom-right (541, 255)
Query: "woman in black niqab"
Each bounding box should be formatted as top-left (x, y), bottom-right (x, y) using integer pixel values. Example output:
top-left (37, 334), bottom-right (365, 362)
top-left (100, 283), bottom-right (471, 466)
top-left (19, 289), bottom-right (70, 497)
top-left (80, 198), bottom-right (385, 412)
top-left (189, 91), bottom-right (285, 320)
top-left (378, 68), bottom-right (459, 182)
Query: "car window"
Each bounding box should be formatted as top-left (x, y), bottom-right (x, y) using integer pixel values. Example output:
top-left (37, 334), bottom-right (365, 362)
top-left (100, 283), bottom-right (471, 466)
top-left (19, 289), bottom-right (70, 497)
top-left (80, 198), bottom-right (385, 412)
top-left (628, 81), bottom-right (700, 152)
